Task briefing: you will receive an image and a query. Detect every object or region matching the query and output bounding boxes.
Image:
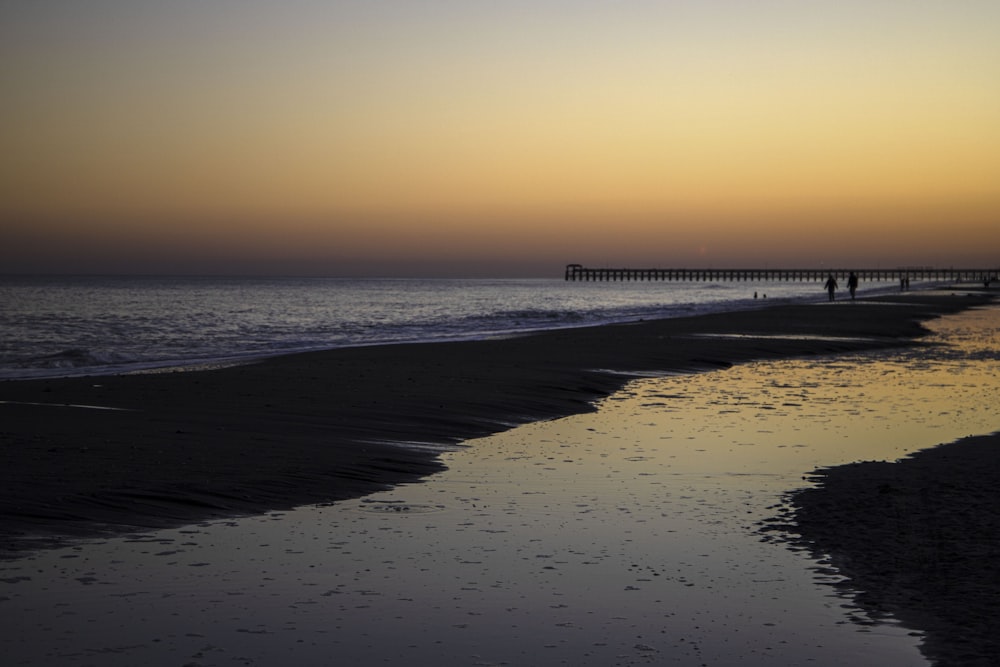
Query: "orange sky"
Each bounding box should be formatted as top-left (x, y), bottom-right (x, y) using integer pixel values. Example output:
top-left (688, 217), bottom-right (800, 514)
top-left (2, 2), bottom-right (998, 276)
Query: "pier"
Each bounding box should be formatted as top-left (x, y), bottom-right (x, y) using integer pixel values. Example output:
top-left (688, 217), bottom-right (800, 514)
top-left (565, 264), bottom-right (999, 283)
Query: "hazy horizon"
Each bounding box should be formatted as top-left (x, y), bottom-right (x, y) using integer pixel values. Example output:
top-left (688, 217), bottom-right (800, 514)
top-left (3, 1), bottom-right (998, 278)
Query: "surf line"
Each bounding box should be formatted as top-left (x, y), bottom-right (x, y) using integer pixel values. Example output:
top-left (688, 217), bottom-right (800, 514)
top-left (0, 400), bottom-right (137, 412)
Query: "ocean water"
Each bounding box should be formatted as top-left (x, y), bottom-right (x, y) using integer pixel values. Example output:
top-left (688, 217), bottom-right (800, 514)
top-left (0, 275), bottom-right (908, 380)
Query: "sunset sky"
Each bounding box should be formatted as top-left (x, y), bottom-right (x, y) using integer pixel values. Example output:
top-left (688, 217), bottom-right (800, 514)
top-left (2, 1), bottom-right (998, 276)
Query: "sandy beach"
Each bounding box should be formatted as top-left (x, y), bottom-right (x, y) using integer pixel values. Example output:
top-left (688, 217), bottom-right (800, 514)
top-left (1, 290), bottom-right (991, 553)
top-left (0, 288), bottom-right (998, 666)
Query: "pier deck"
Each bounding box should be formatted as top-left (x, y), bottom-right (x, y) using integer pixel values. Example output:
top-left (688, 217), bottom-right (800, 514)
top-left (565, 264), bottom-right (998, 283)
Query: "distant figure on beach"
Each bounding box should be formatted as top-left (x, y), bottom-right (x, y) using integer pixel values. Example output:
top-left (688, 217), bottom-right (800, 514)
top-left (824, 274), bottom-right (838, 301)
top-left (847, 272), bottom-right (859, 300)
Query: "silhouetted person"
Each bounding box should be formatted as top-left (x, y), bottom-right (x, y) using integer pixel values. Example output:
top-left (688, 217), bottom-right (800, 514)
top-left (824, 274), bottom-right (838, 301)
top-left (847, 272), bottom-right (859, 300)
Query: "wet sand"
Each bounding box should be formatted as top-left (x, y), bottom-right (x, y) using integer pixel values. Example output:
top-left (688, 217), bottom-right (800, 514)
top-left (783, 431), bottom-right (1000, 667)
top-left (763, 301), bottom-right (1000, 667)
top-left (1, 296), bottom-right (998, 666)
top-left (0, 290), bottom-right (994, 554)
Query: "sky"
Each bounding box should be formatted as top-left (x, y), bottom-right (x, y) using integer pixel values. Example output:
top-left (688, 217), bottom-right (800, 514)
top-left (2, 1), bottom-right (998, 277)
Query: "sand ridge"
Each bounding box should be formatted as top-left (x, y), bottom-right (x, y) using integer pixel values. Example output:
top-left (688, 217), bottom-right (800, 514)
top-left (775, 430), bottom-right (1000, 667)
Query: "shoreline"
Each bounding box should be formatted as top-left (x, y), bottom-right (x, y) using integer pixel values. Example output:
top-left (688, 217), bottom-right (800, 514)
top-left (0, 275), bottom-right (881, 384)
top-left (1, 289), bottom-right (994, 554)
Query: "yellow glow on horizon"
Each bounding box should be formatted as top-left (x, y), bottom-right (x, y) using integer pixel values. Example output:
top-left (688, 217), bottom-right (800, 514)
top-left (2, 1), bottom-right (999, 273)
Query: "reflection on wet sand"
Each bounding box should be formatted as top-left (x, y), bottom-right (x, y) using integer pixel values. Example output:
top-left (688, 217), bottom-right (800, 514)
top-left (771, 304), bottom-right (1000, 667)
top-left (0, 306), bottom-right (996, 666)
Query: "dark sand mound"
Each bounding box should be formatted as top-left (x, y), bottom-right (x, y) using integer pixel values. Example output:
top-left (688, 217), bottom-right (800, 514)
top-left (779, 431), bottom-right (1000, 667)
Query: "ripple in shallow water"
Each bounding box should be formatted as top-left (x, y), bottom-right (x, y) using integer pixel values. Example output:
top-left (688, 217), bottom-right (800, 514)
top-left (356, 499), bottom-right (447, 514)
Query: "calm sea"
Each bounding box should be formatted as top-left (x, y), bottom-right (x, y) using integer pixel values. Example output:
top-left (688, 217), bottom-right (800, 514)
top-left (0, 275), bottom-right (903, 380)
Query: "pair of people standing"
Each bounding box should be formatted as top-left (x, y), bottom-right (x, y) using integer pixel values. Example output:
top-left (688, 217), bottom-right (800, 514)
top-left (825, 272), bottom-right (859, 301)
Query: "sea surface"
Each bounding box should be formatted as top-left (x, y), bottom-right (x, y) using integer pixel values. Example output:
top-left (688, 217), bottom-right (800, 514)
top-left (0, 275), bottom-right (912, 380)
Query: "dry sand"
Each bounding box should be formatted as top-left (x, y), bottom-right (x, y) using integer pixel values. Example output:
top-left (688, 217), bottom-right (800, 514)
top-left (0, 290), bottom-right (993, 553)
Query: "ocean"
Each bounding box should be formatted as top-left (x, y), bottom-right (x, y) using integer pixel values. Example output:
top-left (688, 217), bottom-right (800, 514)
top-left (0, 274), bottom-right (912, 380)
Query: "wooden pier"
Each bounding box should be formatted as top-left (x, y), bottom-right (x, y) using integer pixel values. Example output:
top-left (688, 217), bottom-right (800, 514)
top-left (565, 264), bottom-right (999, 283)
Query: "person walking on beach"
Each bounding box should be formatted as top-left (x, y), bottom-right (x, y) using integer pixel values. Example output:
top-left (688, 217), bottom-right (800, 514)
top-left (824, 274), bottom-right (838, 301)
top-left (847, 272), bottom-right (859, 300)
